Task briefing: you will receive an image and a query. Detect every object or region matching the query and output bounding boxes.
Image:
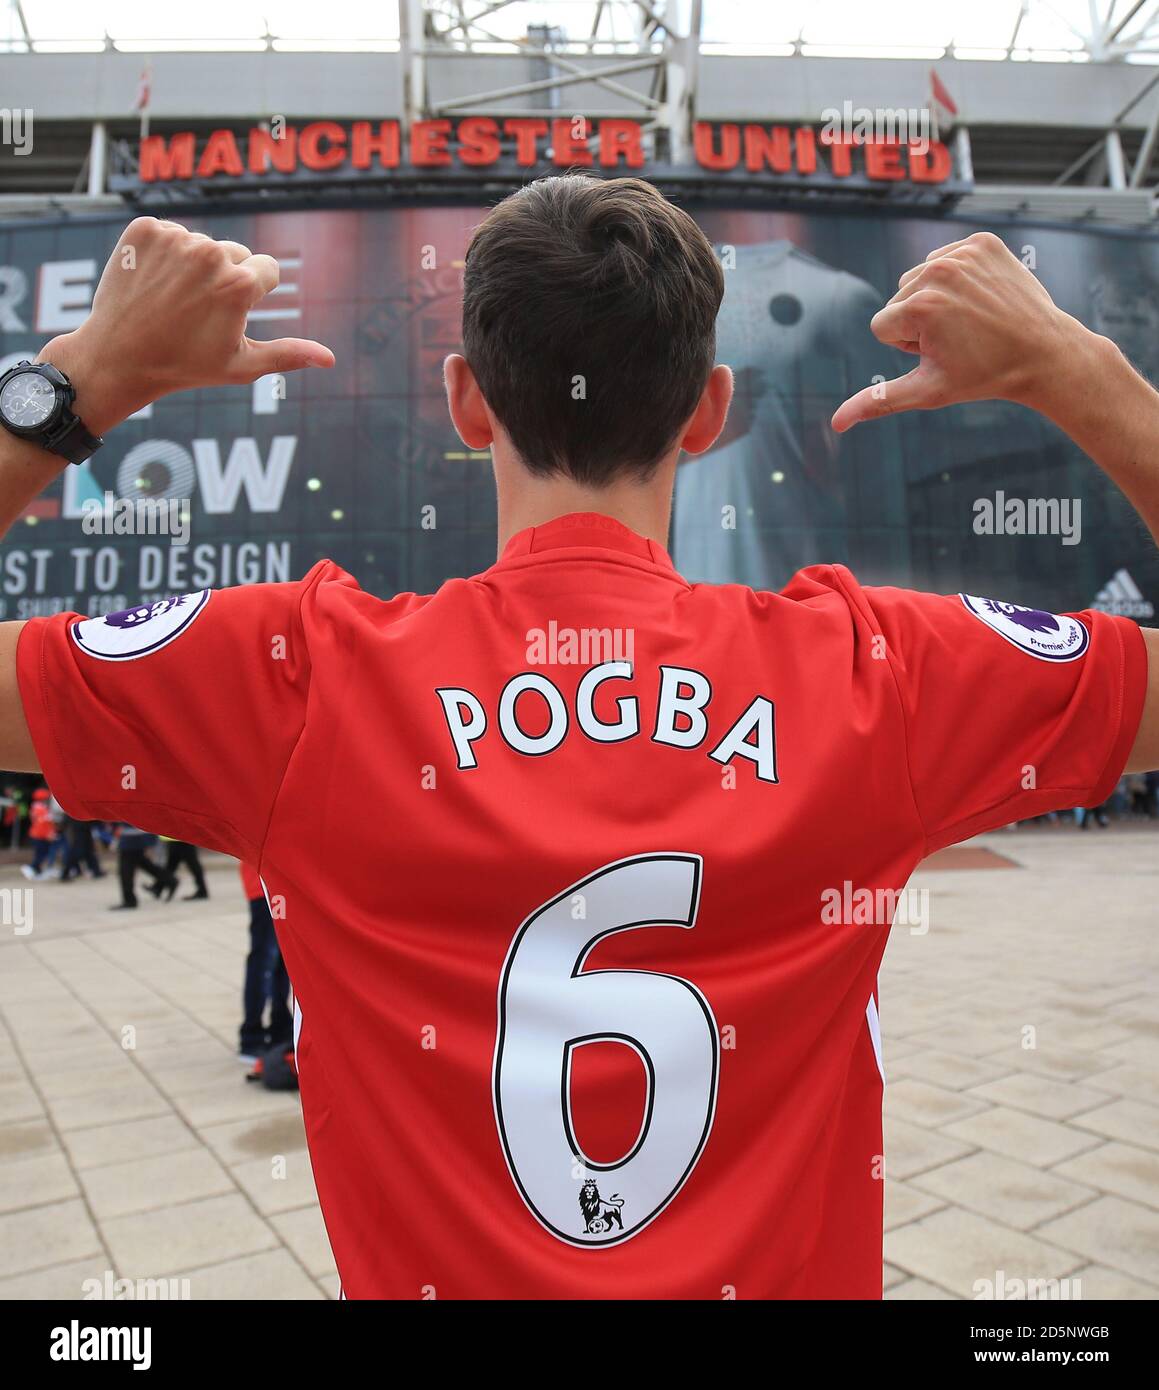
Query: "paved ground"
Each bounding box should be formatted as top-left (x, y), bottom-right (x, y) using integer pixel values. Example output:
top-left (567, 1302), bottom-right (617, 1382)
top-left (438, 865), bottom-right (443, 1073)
top-left (0, 829), bottom-right (1156, 1301)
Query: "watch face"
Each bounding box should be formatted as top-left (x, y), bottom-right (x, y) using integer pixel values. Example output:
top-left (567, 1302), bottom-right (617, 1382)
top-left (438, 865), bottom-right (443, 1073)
top-left (0, 371), bottom-right (57, 429)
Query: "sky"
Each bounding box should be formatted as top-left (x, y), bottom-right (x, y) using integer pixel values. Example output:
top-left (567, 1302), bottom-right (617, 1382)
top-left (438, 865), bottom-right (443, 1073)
top-left (2, 0), bottom-right (1156, 62)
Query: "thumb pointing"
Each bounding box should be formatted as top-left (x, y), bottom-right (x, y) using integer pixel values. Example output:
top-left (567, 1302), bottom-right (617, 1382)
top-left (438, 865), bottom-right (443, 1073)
top-left (831, 366), bottom-right (938, 433)
top-left (241, 337), bottom-right (335, 379)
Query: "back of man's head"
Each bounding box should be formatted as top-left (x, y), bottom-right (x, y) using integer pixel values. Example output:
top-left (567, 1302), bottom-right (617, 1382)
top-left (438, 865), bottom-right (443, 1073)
top-left (462, 174), bottom-right (724, 486)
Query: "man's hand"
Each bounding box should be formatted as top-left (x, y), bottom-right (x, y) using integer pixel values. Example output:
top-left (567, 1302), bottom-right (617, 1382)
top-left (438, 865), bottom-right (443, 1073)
top-left (831, 232), bottom-right (1100, 432)
top-left (832, 229), bottom-right (1159, 774)
top-left (40, 218), bottom-right (334, 436)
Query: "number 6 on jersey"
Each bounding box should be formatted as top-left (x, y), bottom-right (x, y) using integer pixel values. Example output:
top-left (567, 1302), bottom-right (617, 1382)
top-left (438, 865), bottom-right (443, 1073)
top-left (492, 853), bottom-right (719, 1247)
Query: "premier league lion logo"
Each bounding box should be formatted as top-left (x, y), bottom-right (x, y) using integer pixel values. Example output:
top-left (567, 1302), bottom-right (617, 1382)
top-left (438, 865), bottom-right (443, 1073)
top-left (579, 1179), bottom-right (625, 1235)
top-left (981, 599), bottom-right (1060, 635)
top-left (959, 593), bottom-right (1089, 663)
top-left (70, 590), bottom-right (210, 662)
top-left (103, 596), bottom-right (192, 629)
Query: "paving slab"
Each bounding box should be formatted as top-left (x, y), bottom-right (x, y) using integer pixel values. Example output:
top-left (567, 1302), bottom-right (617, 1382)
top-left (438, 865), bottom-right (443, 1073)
top-left (908, 1150), bottom-right (1096, 1230)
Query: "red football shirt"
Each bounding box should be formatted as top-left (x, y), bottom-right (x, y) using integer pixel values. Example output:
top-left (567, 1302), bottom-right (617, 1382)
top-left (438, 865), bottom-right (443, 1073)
top-left (239, 861), bottom-right (263, 902)
top-left (16, 513), bottom-right (1146, 1299)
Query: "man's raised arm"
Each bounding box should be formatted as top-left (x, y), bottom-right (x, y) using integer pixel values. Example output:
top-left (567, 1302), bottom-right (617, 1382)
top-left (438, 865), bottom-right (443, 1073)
top-left (0, 218), bottom-right (334, 771)
top-left (832, 231), bottom-right (1159, 774)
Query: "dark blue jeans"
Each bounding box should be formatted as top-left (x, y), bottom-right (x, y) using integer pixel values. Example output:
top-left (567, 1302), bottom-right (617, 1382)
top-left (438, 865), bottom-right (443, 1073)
top-left (241, 896), bottom-right (293, 1053)
top-left (30, 839), bottom-right (58, 873)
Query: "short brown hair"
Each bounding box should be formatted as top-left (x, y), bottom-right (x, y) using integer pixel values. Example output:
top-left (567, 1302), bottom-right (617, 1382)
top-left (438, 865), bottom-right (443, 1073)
top-left (461, 175), bottom-right (724, 485)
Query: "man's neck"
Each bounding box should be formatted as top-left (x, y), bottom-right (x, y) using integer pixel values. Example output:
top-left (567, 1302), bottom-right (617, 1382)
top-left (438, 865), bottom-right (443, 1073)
top-left (494, 455), bottom-right (677, 555)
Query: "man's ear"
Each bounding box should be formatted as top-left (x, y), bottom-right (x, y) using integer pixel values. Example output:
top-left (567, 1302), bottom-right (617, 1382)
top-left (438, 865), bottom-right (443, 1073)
top-left (679, 365), bottom-right (734, 456)
top-left (443, 354), bottom-right (494, 450)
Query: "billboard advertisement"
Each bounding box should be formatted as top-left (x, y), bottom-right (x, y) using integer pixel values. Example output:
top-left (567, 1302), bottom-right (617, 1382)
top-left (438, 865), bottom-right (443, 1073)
top-left (0, 204), bottom-right (1155, 622)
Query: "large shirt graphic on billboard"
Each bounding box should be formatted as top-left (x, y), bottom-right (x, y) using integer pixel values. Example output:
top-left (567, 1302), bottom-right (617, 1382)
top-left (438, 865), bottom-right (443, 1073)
top-left (672, 237), bottom-right (908, 588)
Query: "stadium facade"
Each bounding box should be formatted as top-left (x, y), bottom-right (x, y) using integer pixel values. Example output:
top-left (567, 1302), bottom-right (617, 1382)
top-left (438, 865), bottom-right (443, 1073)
top-left (0, 1), bottom-right (1156, 619)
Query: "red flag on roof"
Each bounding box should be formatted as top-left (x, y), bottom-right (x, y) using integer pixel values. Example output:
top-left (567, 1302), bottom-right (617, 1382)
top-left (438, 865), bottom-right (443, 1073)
top-left (930, 67), bottom-right (958, 120)
top-left (134, 62), bottom-right (152, 112)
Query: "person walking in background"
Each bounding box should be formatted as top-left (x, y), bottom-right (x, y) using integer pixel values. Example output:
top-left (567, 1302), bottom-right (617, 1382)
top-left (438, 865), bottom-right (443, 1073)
top-left (43, 791), bottom-right (67, 875)
top-left (1127, 771), bottom-right (1152, 817)
top-left (1, 781), bottom-right (25, 848)
top-left (1079, 800), bottom-right (1112, 829)
top-left (21, 787), bottom-right (60, 880)
top-left (239, 862), bottom-right (292, 1064)
top-left (158, 836), bottom-right (209, 901)
top-left (112, 823), bottom-right (175, 910)
top-left (1147, 770), bottom-right (1159, 818)
top-left (61, 815), bottom-right (105, 881)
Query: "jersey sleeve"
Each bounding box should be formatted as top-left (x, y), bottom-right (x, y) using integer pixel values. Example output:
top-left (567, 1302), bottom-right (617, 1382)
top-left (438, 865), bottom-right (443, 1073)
top-left (849, 578), bottom-right (1148, 853)
top-left (15, 559), bottom-right (352, 863)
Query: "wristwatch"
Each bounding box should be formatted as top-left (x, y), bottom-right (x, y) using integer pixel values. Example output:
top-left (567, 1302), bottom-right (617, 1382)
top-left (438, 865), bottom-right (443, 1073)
top-left (0, 360), bottom-right (103, 464)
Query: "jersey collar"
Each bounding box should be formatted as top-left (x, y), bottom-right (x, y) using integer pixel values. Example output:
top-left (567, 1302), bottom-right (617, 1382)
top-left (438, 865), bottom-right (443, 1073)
top-left (497, 512), bottom-right (677, 572)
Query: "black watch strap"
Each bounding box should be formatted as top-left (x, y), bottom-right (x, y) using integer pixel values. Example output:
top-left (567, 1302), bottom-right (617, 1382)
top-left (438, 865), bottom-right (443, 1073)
top-left (45, 411), bottom-right (103, 466)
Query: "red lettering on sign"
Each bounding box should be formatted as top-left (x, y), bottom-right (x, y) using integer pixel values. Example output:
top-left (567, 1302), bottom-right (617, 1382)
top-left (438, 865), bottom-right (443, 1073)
top-left (458, 117), bottom-right (501, 167)
top-left (599, 120), bottom-right (644, 168)
top-left (139, 132), bottom-right (195, 182)
top-left (248, 126), bottom-right (297, 175)
top-left (744, 125), bottom-right (792, 173)
top-left (864, 140), bottom-right (905, 181)
top-left (351, 121), bottom-right (400, 170)
top-left (504, 119), bottom-right (549, 165)
top-left (693, 122), bottom-right (740, 171)
top-left (197, 129), bottom-right (243, 178)
top-left (909, 140), bottom-right (952, 183)
top-left (299, 121), bottom-right (346, 171)
top-left (551, 117), bottom-right (594, 167)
